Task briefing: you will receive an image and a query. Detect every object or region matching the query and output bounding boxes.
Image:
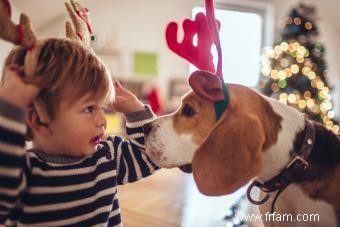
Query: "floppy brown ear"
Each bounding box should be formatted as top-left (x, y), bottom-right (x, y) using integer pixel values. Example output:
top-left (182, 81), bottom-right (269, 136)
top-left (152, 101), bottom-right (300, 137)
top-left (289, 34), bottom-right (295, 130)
top-left (192, 100), bottom-right (265, 196)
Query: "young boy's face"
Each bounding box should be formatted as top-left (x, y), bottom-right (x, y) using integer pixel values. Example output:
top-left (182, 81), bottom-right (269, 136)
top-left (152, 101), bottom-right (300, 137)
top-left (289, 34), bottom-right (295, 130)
top-left (46, 92), bottom-right (107, 156)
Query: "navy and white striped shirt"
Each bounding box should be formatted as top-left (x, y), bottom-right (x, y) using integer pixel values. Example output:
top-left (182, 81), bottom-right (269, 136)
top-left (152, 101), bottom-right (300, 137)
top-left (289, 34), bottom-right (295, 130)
top-left (0, 99), bottom-right (160, 226)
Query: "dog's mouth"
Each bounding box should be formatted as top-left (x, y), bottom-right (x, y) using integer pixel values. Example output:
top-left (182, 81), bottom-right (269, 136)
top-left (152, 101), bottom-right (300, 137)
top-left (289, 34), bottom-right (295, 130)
top-left (178, 164), bottom-right (192, 173)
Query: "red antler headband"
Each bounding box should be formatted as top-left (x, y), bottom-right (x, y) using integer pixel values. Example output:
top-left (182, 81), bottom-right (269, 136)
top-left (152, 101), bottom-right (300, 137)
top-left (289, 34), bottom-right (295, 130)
top-left (165, 0), bottom-right (229, 119)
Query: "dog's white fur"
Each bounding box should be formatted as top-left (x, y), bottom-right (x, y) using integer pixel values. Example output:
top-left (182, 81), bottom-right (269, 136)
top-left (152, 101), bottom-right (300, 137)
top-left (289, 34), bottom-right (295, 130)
top-left (144, 84), bottom-right (338, 226)
top-left (146, 112), bottom-right (199, 167)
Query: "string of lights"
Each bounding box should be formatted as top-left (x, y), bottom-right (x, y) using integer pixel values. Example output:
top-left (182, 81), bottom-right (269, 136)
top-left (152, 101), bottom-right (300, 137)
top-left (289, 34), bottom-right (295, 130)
top-left (258, 3), bottom-right (339, 135)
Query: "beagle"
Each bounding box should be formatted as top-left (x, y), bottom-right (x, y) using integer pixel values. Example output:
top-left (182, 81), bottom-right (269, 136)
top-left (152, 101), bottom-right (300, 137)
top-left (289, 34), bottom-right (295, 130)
top-left (144, 83), bottom-right (340, 227)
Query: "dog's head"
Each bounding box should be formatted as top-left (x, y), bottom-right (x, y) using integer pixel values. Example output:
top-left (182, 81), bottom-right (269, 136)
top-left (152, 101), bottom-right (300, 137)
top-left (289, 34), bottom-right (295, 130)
top-left (145, 83), bottom-right (282, 196)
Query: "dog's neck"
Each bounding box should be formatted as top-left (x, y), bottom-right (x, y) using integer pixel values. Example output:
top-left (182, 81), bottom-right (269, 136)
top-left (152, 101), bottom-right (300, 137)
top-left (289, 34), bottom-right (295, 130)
top-left (258, 97), bottom-right (305, 182)
top-left (258, 97), bottom-right (340, 218)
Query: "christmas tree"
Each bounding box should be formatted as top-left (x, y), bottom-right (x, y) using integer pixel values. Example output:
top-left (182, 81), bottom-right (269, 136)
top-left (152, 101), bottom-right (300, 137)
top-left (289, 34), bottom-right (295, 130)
top-left (258, 3), bottom-right (339, 135)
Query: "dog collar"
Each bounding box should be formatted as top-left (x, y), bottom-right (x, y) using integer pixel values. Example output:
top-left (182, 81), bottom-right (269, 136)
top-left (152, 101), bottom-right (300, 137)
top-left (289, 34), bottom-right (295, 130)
top-left (246, 119), bottom-right (316, 213)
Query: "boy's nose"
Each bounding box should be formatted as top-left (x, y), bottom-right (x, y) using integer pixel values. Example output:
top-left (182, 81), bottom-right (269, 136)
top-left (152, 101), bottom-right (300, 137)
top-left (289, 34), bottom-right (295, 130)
top-left (143, 123), bottom-right (152, 135)
top-left (96, 111), bottom-right (107, 128)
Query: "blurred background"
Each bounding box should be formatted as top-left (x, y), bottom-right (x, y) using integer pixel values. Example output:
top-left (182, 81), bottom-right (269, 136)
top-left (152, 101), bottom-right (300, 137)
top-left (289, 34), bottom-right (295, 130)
top-left (1, 0), bottom-right (339, 226)
top-left (1, 0), bottom-right (339, 135)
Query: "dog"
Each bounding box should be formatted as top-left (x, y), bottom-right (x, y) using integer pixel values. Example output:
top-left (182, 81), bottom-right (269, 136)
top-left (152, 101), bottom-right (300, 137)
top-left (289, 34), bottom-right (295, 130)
top-left (144, 83), bottom-right (340, 227)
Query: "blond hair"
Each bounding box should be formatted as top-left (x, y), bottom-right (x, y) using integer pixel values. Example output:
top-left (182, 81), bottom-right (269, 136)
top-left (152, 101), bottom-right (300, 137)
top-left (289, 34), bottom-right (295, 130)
top-left (4, 38), bottom-right (113, 138)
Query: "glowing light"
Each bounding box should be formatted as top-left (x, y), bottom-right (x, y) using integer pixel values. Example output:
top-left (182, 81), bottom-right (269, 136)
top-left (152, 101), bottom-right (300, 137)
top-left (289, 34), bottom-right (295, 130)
top-left (297, 46), bottom-right (306, 55)
top-left (307, 71), bottom-right (316, 80)
top-left (305, 22), bottom-right (313, 30)
top-left (332, 125), bottom-right (339, 134)
top-left (285, 68), bottom-right (292, 77)
top-left (322, 87), bottom-right (330, 94)
top-left (288, 94), bottom-right (297, 104)
top-left (304, 49), bottom-right (310, 57)
top-left (328, 111), bottom-right (335, 119)
top-left (265, 48), bottom-right (275, 58)
top-left (278, 70), bottom-right (287, 80)
top-left (280, 59), bottom-right (289, 68)
top-left (304, 91), bottom-right (311, 99)
top-left (296, 56), bottom-right (305, 63)
top-left (315, 43), bottom-right (322, 52)
top-left (274, 45), bottom-right (283, 55)
top-left (323, 116), bottom-right (330, 123)
top-left (298, 100), bottom-right (306, 109)
top-left (319, 87), bottom-right (329, 99)
top-left (316, 81), bottom-right (324, 89)
top-left (311, 80), bottom-right (317, 88)
top-left (319, 91), bottom-right (327, 99)
top-left (261, 65), bottom-right (271, 76)
top-left (278, 79), bottom-right (287, 88)
top-left (304, 61), bottom-right (312, 68)
top-left (292, 42), bottom-right (300, 51)
top-left (291, 64), bottom-right (299, 74)
top-left (302, 67), bottom-right (311, 76)
top-left (270, 83), bottom-right (279, 92)
top-left (326, 121), bottom-right (333, 127)
top-left (306, 99), bottom-right (315, 108)
top-left (294, 17), bottom-right (301, 25)
top-left (279, 93), bottom-right (288, 104)
top-left (321, 101), bottom-right (332, 111)
top-left (271, 69), bottom-right (278, 80)
top-left (260, 55), bottom-right (270, 65)
top-left (280, 42), bottom-right (289, 51)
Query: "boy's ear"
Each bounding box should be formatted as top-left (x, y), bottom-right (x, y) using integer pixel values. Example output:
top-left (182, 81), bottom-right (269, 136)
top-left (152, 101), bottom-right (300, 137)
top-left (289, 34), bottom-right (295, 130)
top-left (26, 108), bottom-right (50, 136)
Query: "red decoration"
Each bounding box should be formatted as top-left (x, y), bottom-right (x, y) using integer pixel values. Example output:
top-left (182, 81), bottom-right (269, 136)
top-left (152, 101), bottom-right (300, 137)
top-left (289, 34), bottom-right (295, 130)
top-left (165, 0), bottom-right (225, 102)
top-left (146, 87), bottom-right (162, 114)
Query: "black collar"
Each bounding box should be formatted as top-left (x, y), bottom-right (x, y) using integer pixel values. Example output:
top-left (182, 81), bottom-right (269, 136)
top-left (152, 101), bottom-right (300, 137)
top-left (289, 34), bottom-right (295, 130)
top-left (246, 119), bottom-right (316, 213)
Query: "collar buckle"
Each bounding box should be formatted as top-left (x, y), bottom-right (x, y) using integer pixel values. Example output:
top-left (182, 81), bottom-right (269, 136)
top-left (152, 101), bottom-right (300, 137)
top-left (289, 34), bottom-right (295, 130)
top-left (287, 155), bottom-right (309, 170)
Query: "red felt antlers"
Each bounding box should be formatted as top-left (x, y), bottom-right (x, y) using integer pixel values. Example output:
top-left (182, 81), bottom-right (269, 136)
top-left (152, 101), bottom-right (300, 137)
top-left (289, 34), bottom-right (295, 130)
top-left (166, 13), bottom-right (215, 73)
top-left (165, 0), bottom-right (225, 102)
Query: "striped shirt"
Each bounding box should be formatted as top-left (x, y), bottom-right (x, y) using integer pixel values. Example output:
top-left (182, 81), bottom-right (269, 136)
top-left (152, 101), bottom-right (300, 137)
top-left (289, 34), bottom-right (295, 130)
top-left (0, 99), bottom-right (160, 226)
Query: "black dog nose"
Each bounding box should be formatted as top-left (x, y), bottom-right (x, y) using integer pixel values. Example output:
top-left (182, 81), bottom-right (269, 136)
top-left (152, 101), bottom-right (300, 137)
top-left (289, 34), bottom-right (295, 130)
top-left (143, 123), bottom-right (152, 135)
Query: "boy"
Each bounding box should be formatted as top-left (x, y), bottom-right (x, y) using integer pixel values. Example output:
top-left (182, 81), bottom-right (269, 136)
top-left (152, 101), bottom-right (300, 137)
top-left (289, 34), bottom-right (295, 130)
top-left (0, 38), bottom-right (159, 226)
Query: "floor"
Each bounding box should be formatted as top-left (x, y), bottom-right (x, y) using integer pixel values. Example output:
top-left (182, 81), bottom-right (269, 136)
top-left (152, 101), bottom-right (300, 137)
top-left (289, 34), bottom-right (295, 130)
top-left (118, 169), bottom-right (254, 227)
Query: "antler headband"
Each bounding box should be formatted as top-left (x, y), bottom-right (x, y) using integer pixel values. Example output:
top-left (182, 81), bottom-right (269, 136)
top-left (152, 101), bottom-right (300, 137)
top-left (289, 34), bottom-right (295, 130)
top-left (0, 0), bottom-right (94, 123)
top-left (166, 0), bottom-right (229, 119)
top-left (65, 0), bottom-right (94, 47)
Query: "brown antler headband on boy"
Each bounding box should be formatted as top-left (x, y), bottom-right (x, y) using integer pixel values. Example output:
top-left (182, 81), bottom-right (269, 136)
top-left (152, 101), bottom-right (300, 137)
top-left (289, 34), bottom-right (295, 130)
top-left (0, 0), bottom-right (94, 123)
top-left (65, 0), bottom-right (95, 47)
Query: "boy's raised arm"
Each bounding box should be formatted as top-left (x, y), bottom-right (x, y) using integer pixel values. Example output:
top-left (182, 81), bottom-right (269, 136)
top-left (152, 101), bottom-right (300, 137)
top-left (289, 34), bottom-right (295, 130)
top-left (106, 81), bottom-right (160, 184)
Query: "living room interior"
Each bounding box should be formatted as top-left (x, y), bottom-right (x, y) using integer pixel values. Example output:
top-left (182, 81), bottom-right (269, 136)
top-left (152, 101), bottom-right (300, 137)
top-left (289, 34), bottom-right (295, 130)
top-left (0, 0), bottom-right (339, 226)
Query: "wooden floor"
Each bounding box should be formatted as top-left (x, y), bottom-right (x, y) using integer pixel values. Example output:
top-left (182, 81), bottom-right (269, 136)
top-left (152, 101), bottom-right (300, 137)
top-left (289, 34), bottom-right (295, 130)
top-left (118, 169), bottom-right (251, 227)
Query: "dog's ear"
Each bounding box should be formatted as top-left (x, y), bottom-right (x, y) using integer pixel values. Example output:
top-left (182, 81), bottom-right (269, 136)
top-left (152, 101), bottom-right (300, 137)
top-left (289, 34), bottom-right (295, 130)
top-left (192, 100), bottom-right (265, 196)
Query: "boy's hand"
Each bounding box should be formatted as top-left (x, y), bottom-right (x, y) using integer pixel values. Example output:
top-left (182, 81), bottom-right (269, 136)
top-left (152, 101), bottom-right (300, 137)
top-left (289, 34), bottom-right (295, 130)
top-left (110, 80), bottom-right (145, 114)
top-left (0, 65), bottom-right (40, 108)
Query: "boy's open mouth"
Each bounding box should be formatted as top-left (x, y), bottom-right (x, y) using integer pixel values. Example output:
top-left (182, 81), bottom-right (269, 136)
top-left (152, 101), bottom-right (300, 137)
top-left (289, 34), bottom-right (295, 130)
top-left (90, 134), bottom-right (103, 145)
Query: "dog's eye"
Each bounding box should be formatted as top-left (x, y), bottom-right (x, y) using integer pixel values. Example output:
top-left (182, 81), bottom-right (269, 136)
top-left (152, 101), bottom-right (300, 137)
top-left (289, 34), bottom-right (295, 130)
top-left (181, 104), bottom-right (195, 117)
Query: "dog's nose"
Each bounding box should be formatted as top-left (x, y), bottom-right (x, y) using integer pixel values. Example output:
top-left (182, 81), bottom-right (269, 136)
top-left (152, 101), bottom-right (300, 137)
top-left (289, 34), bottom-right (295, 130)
top-left (143, 123), bottom-right (152, 135)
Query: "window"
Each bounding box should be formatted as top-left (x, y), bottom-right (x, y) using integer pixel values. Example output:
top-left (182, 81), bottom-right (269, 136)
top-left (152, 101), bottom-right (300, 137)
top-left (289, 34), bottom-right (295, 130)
top-left (191, 2), bottom-right (273, 87)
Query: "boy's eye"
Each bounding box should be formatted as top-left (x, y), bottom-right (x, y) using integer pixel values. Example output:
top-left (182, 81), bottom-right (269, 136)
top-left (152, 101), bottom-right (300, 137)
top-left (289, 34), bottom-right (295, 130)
top-left (84, 106), bottom-right (95, 113)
